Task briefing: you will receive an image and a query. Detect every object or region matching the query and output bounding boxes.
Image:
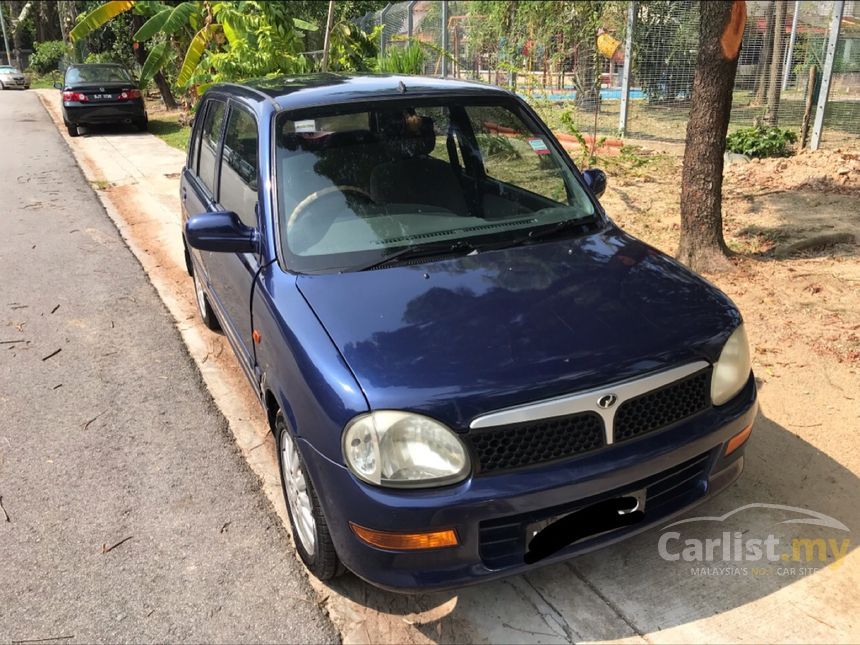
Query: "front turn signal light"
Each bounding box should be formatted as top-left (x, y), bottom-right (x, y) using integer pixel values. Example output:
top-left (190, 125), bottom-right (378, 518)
top-left (725, 424), bottom-right (753, 456)
top-left (349, 522), bottom-right (459, 550)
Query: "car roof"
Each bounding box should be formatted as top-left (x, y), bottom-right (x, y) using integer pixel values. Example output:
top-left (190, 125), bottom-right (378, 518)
top-left (206, 73), bottom-right (512, 113)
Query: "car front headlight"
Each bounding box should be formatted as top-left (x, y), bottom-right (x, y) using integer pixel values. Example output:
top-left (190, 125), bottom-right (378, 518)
top-left (711, 323), bottom-right (752, 406)
top-left (343, 411), bottom-right (470, 488)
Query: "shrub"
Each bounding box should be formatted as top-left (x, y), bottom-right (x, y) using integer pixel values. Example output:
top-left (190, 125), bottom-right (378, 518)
top-left (376, 41), bottom-right (425, 75)
top-left (726, 126), bottom-right (797, 158)
top-left (29, 41), bottom-right (68, 74)
top-left (85, 51), bottom-right (125, 65)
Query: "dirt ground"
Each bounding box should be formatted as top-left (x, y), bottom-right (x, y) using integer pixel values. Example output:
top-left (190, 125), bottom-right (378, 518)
top-left (601, 142), bottom-right (860, 366)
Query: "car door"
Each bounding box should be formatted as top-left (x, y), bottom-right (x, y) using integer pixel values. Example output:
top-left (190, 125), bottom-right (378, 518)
top-left (200, 101), bottom-right (262, 373)
top-left (182, 96), bottom-right (226, 285)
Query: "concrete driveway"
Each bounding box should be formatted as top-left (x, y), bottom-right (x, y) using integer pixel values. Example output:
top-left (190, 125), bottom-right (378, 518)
top-left (20, 87), bottom-right (860, 644)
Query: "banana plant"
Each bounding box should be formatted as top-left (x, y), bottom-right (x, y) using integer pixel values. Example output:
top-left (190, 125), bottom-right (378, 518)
top-left (70, 1), bottom-right (218, 87)
top-left (70, 0), bottom-right (319, 89)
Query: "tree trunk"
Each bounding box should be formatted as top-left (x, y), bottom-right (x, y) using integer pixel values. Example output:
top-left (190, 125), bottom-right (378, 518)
top-left (36, 0), bottom-right (48, 42)
top-left (153, 71), bottom-right (178, 110)
top-left (752, 1), bottom-right (774, 105)
top-left (764, 0), bottom-right (786, 125)
top-left (130, 14), bottom-right (178, 110)
top-left (57, 2), bottom-right (67, 44)
top-left (55, 0), bottom-right (77, 46)
top-left (677, 0), bottom-right (745, 273)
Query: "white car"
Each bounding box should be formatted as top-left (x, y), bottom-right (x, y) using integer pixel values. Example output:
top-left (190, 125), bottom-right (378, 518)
top-left (0, 65), bottom-right (30, 90)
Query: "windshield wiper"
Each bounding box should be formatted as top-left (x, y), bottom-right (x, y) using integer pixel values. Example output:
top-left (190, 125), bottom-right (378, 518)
top-left (510, 216), bottom-right (598, 247)
top-left (356, 239), bottom-right (477, 271)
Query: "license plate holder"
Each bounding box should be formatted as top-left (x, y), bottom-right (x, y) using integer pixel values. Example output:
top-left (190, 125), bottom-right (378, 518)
top-left (525, 489), bottom-right (647, 562)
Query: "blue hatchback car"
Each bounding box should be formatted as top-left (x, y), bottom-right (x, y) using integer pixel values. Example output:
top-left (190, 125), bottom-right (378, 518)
top-left (180, 74), bottom-right (757, 591)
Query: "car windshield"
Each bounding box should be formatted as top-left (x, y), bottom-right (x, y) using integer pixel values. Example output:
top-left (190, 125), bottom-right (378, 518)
top-left (0, 66), bottom-right (18, 73)
top-left (275, 98), bottom-right (597, 273)
top-left (66, 65), bottom-right (131, 83)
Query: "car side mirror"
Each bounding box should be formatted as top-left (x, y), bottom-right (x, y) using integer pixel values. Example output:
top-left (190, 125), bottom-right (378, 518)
top-left (185, 211), bottom-right (258, 254)
top-left (583, 168), bottom-right (607, 199)
top-left (53, 82), bottom-right (63, 90)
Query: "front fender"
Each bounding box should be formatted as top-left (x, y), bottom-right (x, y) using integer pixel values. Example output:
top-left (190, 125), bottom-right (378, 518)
top-left (252, 264), bottom-right (368, 463)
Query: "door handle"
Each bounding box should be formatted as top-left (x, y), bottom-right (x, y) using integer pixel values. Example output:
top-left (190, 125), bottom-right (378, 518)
top-left (181, 187), bottom-right (187, 201)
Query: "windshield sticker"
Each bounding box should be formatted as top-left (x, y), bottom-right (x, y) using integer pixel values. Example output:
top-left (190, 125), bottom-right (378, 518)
top-left (294, 119), bottom-right (317, 133)
top-left (528, 138), bottom-right (550, 155)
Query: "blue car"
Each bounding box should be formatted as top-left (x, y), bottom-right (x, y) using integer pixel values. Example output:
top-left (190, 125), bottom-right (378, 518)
top-left (180, 74), bottom-right (756, 591)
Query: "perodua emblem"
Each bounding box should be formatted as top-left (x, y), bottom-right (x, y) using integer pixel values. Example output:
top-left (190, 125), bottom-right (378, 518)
top-left (597, 393), bottom-right (618, 409)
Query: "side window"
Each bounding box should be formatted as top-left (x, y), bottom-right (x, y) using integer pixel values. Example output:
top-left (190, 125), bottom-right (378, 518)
top-left (219, 107), bottom-right (259, 228)
top-left (198, 100), bottom-right (226, 196)
top-left (466, 105), bottom-right (569, 204)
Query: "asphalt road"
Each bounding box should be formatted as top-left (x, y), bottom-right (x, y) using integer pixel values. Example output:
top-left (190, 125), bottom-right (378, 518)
top-left (0, 90), bottom-right (336, 643)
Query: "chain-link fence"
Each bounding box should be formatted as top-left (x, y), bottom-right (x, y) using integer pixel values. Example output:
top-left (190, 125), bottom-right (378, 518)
top-left (357, 0), bottom-right (860, 150)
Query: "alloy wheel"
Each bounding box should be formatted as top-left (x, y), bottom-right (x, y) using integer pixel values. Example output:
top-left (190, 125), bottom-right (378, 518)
top-left (280, 430), bottom-right (316, 554)
top-left (193, 272), bottom-right (207, 318)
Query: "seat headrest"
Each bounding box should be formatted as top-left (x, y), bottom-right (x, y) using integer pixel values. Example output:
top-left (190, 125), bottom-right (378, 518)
top-left (378, 111), bottom-right (436, 158)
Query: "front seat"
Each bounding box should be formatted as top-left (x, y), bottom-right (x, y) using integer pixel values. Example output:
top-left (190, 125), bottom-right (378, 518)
top-left (369, 114), bottom-right (469, 216)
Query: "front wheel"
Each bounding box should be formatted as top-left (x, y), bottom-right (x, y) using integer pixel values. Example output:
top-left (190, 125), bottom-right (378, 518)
top-left (192, 269), bottom-right (220, 331)
top-left (276, 411), bottom-right (342, 581)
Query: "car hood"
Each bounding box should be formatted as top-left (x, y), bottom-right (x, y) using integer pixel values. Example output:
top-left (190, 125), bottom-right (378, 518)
top-left (296, 229), bottom-right (740, 429)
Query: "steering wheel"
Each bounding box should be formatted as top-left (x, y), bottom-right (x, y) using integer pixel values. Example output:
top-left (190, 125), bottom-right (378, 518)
top-left (286, 185), bottom-right (374, 232)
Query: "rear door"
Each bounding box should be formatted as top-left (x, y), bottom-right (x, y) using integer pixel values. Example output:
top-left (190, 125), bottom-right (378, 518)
top-left (202, 101), bottom-right (262, 372)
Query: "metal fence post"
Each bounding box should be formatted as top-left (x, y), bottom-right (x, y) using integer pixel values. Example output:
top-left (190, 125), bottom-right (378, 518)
top-left (618, 1), bottom-right (636, 136)
top-left (379, 3), bottom-right (392, 56)
top-left (407, 0), bottom-right (417, 38)
top-left (781, 0), bottom-right (801, 90)
top-left (441, 1), bottom-right (449, 78)
top-left (810, 0), bottom-right (844, 150)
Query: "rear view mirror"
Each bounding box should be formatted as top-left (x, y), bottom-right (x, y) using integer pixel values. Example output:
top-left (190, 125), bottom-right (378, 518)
top-left (583, 168), bottom-right (607, 199)
top-left (53, 82), bottom-right (62, 90)
top-left (185, 211), bottom-right (258, 254)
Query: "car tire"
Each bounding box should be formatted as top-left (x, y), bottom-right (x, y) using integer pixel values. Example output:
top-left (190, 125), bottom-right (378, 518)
top-left (135, 117), bottom-right (148, 132)
top-left (67, 123), bottom-right (79, 137)
top-left (275, 411), bottom-right (343, 581)
top-left (191, 267), bottom-right (220, 331)
top-left (0, 81), bottom-right (5, 90)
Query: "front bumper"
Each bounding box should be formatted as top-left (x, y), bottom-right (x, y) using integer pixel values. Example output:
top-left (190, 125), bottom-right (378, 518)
top-left (301, 376), bottom-right (758, 592)
top-left (62, 100), bottom-right (145, 125)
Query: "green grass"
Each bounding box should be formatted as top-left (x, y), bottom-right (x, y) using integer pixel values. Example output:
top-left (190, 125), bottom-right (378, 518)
top-left (148, 113), bottom-right (190, 150)
top-left (29, 72), bottom-right (62, 89)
